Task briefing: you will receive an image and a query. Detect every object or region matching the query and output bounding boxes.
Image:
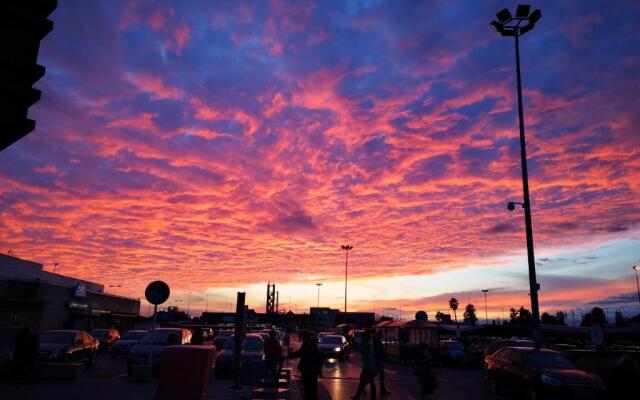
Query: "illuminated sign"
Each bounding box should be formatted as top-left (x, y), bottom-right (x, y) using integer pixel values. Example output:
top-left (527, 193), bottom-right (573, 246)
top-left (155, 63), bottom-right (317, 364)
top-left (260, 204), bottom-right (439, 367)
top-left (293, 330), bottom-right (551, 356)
top-left (73, 282), bottom-right (87, 298)
top-left (67, 301), bottom-right (88, 310)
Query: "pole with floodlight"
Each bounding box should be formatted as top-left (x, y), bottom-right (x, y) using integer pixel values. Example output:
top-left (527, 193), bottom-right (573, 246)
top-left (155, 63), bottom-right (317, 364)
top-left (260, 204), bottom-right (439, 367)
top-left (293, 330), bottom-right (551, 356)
top-left (491, 4), bottom-right (543, 347)
top-left (315, 282), bottom-right (323, 308)
top-left (341, 245), bottom-right (353, 312)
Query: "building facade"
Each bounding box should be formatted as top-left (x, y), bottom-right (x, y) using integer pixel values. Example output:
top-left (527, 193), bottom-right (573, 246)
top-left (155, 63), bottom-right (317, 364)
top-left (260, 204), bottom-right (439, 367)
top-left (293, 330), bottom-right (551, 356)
top-left (0, 254), bottom-right (140, 343)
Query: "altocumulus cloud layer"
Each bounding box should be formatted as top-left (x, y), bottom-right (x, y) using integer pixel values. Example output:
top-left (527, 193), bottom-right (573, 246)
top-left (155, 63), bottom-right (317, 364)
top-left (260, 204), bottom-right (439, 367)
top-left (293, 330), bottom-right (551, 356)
top-left (0, 1), bottom-right (639, 302)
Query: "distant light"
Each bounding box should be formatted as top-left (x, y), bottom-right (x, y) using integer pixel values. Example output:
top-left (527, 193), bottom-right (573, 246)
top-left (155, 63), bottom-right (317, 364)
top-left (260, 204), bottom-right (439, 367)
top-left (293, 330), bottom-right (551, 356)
top-left (496, 8), bottom-right (512, 23)
top-left (516, 5), bottom-right (531, 18)
top-left (490, 21), bottom-right (503, 33)
top-left (634, 265), bottom-right (639, 270)
top-left (529, 9), bottom-right (542, 24)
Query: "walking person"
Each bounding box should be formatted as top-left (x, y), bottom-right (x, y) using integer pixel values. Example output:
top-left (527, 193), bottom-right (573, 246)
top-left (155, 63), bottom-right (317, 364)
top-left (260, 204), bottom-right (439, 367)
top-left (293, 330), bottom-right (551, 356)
top-left (374, 330), bottom-right (390, 396)
top-left (351, 329), bottom-right (378, 400)
top-left (289, 331), bottom-right (322, 400)
top-left (415, 342), bottom-right (437, 398)
top-left (264, 329), bottom-right (283, 386)
top-left (10, 324), bottom-right (39, 383)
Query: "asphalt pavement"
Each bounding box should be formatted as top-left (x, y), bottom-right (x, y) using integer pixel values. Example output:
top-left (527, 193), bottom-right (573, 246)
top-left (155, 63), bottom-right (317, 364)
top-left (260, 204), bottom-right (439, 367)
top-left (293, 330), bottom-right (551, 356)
top-left (0, 342), bottom-right (511, 400)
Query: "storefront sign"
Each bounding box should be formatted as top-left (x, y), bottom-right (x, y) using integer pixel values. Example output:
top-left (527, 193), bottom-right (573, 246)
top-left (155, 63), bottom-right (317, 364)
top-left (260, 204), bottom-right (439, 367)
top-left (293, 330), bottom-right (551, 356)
top-left (67, 301), bottom-right (88, 310)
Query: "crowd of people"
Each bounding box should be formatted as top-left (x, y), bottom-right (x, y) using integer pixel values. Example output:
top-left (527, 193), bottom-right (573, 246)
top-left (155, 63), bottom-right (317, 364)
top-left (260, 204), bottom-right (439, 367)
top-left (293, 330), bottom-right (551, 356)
top-left (289, 328), bottom-right (437, 400)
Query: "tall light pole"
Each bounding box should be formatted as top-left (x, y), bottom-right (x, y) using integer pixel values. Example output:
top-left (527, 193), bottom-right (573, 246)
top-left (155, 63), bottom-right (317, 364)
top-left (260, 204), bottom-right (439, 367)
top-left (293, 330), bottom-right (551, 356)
top-left (341, 244), bottom-right (353, 313)
top-left (491, 5), bottom-right (543, 347)
top-left (53, 262), bottom-right (58, 274)
top-left (315, 282), bottom-right (323, 308)
top-left (633, 266), bottom-right (640, 307)
top-left (482, 289), bottom-right (489, 324)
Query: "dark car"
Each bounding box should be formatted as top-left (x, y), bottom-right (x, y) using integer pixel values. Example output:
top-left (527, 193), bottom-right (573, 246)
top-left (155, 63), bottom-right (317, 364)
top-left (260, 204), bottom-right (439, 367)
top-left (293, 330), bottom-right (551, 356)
top-left (37, 330), bottom-right (99, 368)
top-left (485, 347), bottom-right (605, 399)
top-left (110, 330), bottom-right (147, 358)
top-left (127, 328), bottom-right (192, 375)
top-left (213, 330), bottom-right (234, 349)
top-left (215, 334), bottom-right (264, 378)
top-left (91, 328), bottom-right (120, 352)
top-left (484, 339), bottom-right (535, 358)
top-left (439, 340), bottom-right (470, 366)
top-left (317, 334), bottom-right (349, 360)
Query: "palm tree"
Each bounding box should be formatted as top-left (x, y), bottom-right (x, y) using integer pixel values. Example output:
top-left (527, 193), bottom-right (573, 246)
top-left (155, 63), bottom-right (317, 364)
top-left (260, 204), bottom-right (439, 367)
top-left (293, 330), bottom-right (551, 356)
top-left (449, 297), bottom-right (459, 323)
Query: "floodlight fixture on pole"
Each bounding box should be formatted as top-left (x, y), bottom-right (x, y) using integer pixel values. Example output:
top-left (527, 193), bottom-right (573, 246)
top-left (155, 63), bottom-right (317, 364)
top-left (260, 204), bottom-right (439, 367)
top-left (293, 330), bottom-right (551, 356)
top-left (491, 4), bottom-right (543, 347)
top-left (315, 282), bottom-right (323, 308)
top-left (341, 244), bottom-right (353, 313)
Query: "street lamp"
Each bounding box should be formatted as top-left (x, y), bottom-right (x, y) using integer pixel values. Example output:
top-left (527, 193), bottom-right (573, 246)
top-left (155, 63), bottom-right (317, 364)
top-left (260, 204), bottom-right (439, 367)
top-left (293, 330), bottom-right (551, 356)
top-left (633, 265), bottom-right (640, 306)
top-left (109, 284), bottom-right (122, 295)
top-left (315, 282), bottom-right (323, 308)
top-left (482, 290), bottom-right (489, 324)
top-left (341, 244), bottom-right (353, 312)
top-left (491, 4), bottom-right (543, 347)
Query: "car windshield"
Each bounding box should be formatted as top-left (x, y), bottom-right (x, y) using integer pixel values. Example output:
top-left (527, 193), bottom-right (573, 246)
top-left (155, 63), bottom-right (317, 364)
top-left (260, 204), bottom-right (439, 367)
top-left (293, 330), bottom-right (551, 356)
top-left (140, 330), bottom-right (181, 345)
top-left (218, 331), bottom-right (233, 337)
top-left (244, 337), bottom-right (263, 351)
top-left (122, 331), bottom-right (146, 340)
top-left (523, 352), bottom-right (576, 369)
top-left (91, 330), bottom-right (109, 338)
top-left (319, 336), bottom-right (343, 345)
top-left (445, 342), bottom-right (464, 350)
top-left (39, 332), bottom-right (75, 344)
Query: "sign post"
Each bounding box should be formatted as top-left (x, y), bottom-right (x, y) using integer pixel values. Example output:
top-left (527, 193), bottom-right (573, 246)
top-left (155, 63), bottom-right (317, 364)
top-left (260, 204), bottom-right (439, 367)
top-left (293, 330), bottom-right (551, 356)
top-left (144, 281), bottom-right (170, 374)
top-left (233, 292), bottom-right (246, 388)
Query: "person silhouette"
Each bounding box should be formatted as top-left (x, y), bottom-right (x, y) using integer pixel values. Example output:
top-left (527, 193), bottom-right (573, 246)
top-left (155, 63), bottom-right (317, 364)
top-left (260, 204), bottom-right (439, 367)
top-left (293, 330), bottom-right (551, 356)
top-left (289, 331), bottom-right (322, 400)
top-left (351, 329), bottom-right (378, 400)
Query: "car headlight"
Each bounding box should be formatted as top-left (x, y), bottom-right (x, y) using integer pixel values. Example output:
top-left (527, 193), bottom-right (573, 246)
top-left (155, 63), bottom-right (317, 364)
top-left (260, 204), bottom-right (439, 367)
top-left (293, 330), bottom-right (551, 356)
top-left (334, 347), bottom-right (342, 352)
top-left (540, 374), bottom-right (563, 387)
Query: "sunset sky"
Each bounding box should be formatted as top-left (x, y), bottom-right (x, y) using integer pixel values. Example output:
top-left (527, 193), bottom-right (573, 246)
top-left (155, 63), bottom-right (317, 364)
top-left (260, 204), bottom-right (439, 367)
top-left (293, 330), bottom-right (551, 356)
top-left (1, 1), bottom-right (639, 322)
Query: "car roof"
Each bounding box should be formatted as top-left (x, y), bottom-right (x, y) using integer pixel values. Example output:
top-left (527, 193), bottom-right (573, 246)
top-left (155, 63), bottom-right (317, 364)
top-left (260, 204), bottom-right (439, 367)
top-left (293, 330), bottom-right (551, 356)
top-left (503, 346), bottom-right (559, 354)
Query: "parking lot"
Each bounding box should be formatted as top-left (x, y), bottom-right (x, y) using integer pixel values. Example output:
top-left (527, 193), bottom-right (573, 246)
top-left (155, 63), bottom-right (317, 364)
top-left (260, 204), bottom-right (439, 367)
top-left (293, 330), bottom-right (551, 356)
top-left (0, 344), bottom-right (512, 400)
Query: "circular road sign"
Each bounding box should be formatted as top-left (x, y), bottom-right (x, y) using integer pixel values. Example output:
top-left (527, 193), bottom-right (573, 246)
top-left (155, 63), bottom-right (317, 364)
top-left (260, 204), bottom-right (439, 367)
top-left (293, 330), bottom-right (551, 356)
top-left (415, 311), bottom-right (428, 321)
top-left (145, 281), bottom-right (170, 305)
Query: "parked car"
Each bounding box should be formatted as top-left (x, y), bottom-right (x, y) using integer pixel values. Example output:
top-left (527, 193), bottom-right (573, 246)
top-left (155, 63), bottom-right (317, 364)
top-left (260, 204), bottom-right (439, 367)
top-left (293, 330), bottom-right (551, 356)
top-left (90, 328), bottom-right (120, 352)
top-left (110, 330), bottom-right (147, 358)
top-left (215, 334), bottom-right (265, 378)
top-left (485, 347), bottom-right (605, 399)
top-left (439, 340), bottom-right (471, 366)
top-left (469, 340), bottom-right (491, 364)
top-left (213, 330), bottom-right (234, 349)
top-left (127, 328), bottom-right (192, 375)
top-left (37, 330), bottom-right (99, 368)
top-left (317, 334), bottom-right (349, 360)
top-left (484, 339), bottom-right (534, 358)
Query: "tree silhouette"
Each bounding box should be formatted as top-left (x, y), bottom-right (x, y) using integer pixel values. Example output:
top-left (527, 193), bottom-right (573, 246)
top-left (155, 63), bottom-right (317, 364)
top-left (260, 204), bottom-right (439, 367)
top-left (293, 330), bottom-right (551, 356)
top-left (463, 303), bottom-right (478, 325)
top-left (435, 311), bottom-right (453, 323)
top-left (449, 297), bottom-right (459, 323)
top-left (581, 307), bottom-right (607, 327)
top-left (509, 306), bottom-right (532, 326)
